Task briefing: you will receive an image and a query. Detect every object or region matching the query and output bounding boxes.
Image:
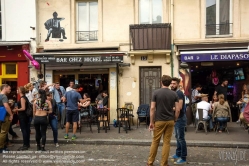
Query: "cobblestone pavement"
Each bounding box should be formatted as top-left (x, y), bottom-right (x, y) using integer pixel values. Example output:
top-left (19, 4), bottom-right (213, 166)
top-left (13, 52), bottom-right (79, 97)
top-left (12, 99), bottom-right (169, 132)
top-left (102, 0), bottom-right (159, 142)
top-left (1, 144), bottom-right (248, 166)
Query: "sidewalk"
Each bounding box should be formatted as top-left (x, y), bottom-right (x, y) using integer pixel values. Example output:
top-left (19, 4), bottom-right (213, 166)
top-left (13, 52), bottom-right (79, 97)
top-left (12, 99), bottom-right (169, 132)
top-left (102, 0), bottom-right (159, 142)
top-left (11, 122), bottom-right (249, 148)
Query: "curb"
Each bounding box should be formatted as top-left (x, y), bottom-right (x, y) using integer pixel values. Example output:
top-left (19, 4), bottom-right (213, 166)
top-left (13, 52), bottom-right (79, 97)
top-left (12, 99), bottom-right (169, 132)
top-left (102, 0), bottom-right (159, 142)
top-left (11, 139), bottom-right (249, 149)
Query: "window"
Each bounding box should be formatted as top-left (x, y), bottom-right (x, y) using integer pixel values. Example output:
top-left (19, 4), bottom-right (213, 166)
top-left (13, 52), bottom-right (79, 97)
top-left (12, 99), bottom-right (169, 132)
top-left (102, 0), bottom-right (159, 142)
top-left (206, 0), bottom-right (232, 36)
top-left (5, 64), bottom-right (16, 75)
top-left (76, 1), bottom-right (98, 41)
top-left (139, 0), bottom-right (162, 24)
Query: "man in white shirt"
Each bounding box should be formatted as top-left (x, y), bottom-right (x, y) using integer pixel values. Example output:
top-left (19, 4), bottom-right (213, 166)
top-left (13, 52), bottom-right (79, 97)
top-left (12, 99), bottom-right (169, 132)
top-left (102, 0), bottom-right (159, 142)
top-left (66, 81), bottom-right (74, 92)
top-left (196, 95), bottom-right (213, 130)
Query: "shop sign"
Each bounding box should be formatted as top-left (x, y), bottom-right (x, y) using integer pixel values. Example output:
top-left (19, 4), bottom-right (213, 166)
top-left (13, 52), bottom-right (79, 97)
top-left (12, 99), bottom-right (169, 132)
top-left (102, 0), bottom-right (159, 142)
top-left (33, 55), bottom-right (123, 63)
top-left (181, 51), bottom-right (249, 62)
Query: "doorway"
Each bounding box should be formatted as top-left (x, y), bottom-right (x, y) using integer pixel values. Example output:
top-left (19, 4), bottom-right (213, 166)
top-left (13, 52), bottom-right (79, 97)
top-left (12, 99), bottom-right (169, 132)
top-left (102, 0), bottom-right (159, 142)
top-left (139, 67), bottom-right (161, 105)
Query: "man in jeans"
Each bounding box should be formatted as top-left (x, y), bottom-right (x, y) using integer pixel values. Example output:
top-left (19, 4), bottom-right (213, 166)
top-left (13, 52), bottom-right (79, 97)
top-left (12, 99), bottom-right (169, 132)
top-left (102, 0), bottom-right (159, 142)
top-left (0, 84), bottom-right (13, 153)
top-left (49, 82), bottom-right (66, 119)
top-left (170, 77), bottom-right (187, 164)
top-left (147, 75), bottom-right (180, 166)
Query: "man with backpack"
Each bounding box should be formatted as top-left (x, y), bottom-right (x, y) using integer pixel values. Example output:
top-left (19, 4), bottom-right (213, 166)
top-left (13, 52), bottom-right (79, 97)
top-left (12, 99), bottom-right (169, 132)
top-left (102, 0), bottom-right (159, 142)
top-left (0, 84), bottom-right (13, 153)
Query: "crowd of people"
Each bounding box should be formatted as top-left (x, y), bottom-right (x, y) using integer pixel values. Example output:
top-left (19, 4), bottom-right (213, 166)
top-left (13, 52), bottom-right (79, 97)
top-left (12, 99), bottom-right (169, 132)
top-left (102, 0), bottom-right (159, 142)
top-left (191, 79), bottom-right (249, 132)
top-left (0, 80), bottom-right (109, 153)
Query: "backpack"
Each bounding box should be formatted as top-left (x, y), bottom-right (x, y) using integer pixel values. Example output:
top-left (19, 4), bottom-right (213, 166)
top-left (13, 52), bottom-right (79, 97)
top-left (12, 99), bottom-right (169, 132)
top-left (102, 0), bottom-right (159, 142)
top-left (0, 95), bottom-right (7, 122)
top-left (23, 96), bottom-right (33, 117)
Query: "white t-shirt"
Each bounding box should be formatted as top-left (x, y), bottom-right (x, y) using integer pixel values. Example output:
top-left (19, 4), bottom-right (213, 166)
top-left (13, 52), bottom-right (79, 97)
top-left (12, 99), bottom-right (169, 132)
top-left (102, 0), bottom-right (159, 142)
top-left (26, 88), bottom-right (38, 104)
top-left (66, 87), bottom-right (73, 92)
top-left (196, 101), bottom-right (211, 119)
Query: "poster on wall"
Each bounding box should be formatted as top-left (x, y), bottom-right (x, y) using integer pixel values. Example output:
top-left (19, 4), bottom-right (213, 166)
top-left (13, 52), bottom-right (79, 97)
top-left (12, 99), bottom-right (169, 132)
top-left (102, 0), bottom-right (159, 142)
top-left (110, 72), bottom-right (117, 90)
top-left (44, 12), bottom-right (67, 42)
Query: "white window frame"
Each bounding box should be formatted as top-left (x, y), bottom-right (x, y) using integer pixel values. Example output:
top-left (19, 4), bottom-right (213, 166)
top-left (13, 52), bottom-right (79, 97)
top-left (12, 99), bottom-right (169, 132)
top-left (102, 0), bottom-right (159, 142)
top-left (206, 0), bottom-right (233, 38)
top-left (76, 1), bottom-right (98, 42)
top-left (0, 0), bottom-right (6, 41)
top-left (139, 0), bottom-right (163, 24)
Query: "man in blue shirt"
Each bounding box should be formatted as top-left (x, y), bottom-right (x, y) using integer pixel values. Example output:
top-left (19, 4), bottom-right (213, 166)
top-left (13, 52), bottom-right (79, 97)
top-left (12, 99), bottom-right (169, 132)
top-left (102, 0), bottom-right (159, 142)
top-left (62, 84), bottom-right (90, 140)
top-left (170, 77), bottom-right (187, 165)
top-left (49, 82), bottom-right (66, 119)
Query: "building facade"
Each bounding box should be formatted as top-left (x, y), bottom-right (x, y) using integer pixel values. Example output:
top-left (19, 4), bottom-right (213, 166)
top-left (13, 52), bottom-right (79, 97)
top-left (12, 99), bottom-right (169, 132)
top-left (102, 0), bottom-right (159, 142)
top-left (32, 0), bottom-right (249, 122)
top-left (0, 0), bottom-right (36, 97)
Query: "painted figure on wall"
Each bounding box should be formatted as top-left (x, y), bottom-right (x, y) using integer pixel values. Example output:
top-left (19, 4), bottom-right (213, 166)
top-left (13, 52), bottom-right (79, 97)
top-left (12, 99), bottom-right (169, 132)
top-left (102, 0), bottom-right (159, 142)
top-left (44, 12), bottom-right (67, 42)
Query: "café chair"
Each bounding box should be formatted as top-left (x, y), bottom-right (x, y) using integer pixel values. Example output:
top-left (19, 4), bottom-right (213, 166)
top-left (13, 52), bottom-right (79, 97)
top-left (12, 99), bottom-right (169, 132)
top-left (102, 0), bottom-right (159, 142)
top-left (79, 107), bottom-right (93, 134)
top-left (97, 108), bottom-right (110, 133)
top-left (125, 103), bottom-right (135, 126)
top-left (116, 108), bottom-right (130, 133)
top-left (195, 109), bottom-right (208, 134)
top-left (136, 104), bottom-right (150, 128)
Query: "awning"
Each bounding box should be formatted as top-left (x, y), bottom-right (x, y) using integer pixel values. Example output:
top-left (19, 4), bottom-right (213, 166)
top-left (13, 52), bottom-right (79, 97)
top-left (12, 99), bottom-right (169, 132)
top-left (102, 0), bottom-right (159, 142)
top-left (181, 49), bottom-right (249, 62)
top-left (33, 51), bottom-right (126, 64)
top-left (0, 41), bottom-right (30, 46)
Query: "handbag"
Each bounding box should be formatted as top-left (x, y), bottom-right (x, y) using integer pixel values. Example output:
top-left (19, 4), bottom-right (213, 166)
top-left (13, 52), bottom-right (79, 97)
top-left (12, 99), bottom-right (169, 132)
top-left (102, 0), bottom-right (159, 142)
top-left (0, 95), bottom-right (7, 122)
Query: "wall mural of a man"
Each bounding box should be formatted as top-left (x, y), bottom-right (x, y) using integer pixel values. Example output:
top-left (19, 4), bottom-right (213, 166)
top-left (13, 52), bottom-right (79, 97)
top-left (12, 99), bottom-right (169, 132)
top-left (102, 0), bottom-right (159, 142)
top-left (44, 12), bottom-right (67, 42)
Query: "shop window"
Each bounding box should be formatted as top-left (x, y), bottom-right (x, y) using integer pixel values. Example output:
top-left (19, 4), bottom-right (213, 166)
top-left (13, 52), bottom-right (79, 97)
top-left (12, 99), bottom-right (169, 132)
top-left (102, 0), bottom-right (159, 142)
top-left (139, 0), bottom-right (162, 24)
top-left (5, 64), bottom-right (16, 75)
top-left (206, 0), bottom-right (232, 36)
top-left (76, 1), bottom-right (98, 41)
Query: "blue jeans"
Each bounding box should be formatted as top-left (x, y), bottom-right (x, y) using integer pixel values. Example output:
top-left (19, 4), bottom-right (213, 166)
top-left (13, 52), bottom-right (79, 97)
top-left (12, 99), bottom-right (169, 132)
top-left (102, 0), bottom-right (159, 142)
top-left (197, 115), bottom-right (213, 130)
top-left (216, 117), bottom-right (229, 130)
top-left (49, 115), bottom-right (58, 144)
top-left (241, 103), bottom-right (246, 113)
top-left (174, 114), bottom-right (187, 161)
top-left (57, 103), bottom-right (65, 116)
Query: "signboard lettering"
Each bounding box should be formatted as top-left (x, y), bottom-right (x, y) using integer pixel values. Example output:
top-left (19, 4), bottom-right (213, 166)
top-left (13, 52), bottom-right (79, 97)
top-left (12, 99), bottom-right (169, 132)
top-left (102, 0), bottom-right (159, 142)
top-left (33, 55), bottom-right (123, 64)
top-left (181, 52), bottom-right (249, 62)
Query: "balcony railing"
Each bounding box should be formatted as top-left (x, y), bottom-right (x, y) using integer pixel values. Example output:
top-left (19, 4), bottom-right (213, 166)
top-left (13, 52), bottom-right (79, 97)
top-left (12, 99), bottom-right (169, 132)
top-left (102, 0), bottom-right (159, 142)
top-left (129, 23), bottom-right (171, 51)
top-left (206, 23), bottom-right (233, 36)
top-left (76, 31), bottom-right (98, 41)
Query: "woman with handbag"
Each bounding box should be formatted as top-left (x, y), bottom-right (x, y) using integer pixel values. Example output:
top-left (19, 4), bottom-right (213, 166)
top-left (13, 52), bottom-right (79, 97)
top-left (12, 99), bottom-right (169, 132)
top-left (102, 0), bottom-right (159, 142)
top-left (13, 86), bottom-right (30, 151)
top-left (212, 94), bottom-right (232, 133)
top-left (33, 89), bottom-right (52, 151)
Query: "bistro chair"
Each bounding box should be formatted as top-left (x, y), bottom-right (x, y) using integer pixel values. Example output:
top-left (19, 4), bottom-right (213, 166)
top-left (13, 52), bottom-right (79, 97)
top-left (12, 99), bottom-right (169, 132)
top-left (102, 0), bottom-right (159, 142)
top-left (96, 108), bottom-right (110, 133)
top-left (79, 107), bottom-right (93, 134)
top-left (195, 109), bottom-right (208, 134)
top-left (116, 108), bottom-right (130, 133)
top-left (136, 104), bottom-right (150, 128)
top-left (125, 103), bottom-right (135, 126)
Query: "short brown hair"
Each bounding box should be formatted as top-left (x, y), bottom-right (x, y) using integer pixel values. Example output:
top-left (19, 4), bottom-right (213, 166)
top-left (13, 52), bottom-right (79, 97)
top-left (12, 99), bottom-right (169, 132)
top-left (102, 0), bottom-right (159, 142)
top-left (18, 86), bottom-right (28, 94)
top-left (172, 77), bottom-right (180, 84)
top-left (161, 75), bottom-right (172, 86)
top-left (0, 84), bottom-right (10, 91)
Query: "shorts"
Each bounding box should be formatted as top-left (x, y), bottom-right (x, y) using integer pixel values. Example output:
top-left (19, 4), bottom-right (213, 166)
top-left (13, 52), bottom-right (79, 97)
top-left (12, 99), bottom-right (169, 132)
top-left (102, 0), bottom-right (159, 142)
top-left (66, 110), bottom-right (79, 123)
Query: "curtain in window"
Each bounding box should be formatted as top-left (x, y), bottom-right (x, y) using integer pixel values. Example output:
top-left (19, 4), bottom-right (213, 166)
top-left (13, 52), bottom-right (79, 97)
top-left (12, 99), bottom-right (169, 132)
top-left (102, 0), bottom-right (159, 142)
top-left (219, 0), bottom-right (230, 35)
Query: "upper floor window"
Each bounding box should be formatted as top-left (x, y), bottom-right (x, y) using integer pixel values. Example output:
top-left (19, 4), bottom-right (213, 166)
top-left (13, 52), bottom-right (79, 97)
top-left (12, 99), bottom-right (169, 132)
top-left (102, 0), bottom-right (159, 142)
top-left (206, 0), bottom-right (232, 36)
top-left (139, 0), bottom-right (162, 24)
top-left (76, 1), bottom-right (98, 41)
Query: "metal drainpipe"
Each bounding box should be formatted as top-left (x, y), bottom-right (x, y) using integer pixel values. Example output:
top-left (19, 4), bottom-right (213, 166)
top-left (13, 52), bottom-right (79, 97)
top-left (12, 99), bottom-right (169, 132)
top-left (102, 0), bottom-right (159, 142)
top-left (170, 0), bottom-right (174, 77)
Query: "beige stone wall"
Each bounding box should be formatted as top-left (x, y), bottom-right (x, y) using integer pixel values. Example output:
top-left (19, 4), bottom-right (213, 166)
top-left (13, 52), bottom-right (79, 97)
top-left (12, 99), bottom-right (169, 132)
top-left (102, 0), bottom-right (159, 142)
top-left (37, 0), bottom-right (71, 45)
top-left (174, 0), bottom-right (249, 43)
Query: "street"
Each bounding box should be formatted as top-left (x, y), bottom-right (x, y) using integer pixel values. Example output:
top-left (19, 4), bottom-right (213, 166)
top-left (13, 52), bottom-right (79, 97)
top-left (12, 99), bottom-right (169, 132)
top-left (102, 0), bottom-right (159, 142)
top-left (1, 144), bottom-right (248, 166)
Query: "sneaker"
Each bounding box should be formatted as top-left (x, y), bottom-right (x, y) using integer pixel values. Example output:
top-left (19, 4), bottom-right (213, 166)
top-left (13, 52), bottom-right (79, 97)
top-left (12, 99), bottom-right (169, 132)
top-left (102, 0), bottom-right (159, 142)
top-left (174, 158), bottom-right (186, 165)
top-left (55, 143), bottom-right (59, 147)
top-left (17, 146), bottom-right (29, 151)
top-left (64, 134), bottom-right (69, 139)
top-left (170, 154), bottom-right (180, 162)
top-left (236, 120), bottom-right (240, 123)
top-left (71, 135), bottom-right (77, 140)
